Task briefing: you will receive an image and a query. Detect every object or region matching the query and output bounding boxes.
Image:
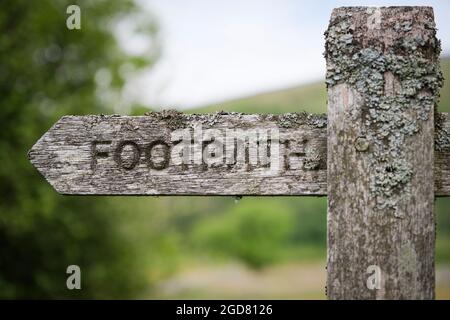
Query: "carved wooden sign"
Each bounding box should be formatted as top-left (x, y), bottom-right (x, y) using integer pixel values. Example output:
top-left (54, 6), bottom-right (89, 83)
top-left (27, 112), bottom-right (328, 195)
top-left (28, 111), bottom-right (450, 196)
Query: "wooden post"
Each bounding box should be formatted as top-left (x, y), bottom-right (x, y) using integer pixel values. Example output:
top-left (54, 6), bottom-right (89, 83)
top-left (326, 7), bottom-right (443, 299)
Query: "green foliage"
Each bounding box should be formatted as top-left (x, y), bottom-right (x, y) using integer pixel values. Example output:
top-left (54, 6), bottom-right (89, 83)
top-left (192, 199), bottom-right (295, 269)
top-left (0, 0), bottom-right (163, 298)
top-left (288, 198), bottom-right (326, 246)
top-left (437, 198), bottom-right (450, 263)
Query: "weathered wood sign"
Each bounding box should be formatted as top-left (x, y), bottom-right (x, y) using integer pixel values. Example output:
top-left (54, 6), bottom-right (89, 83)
top-left (27, 6), bottom-right (450, 300)
top-left (28, 111), bottom-right (449, 196)
top-left (28, 112), bottom-right (327, 195)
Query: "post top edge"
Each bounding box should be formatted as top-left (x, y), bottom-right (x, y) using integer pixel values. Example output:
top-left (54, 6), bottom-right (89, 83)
top-left (331, 6), bottom-right (434, 16)
top-left (332, 6), bottom-right (433, 10)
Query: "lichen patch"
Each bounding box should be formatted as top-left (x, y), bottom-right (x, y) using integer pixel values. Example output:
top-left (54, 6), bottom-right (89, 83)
top-left (325, 7), bottom-right (443, 212)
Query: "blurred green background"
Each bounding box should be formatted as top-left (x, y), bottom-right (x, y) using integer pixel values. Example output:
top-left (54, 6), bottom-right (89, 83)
top-left (0, 0), bottom-right (449, 299)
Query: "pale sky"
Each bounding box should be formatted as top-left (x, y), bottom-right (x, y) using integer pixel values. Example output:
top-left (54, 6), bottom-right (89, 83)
top-left (122, 0), bottom-right (450, 110)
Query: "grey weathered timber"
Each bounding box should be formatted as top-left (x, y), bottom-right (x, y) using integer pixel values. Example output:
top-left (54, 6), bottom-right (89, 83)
top-left (28, 111), bottom-right (450, 196)
top-left (28, 112), bottom-right (328, 195)
top-left (326, 7), bottom-right (442, 299)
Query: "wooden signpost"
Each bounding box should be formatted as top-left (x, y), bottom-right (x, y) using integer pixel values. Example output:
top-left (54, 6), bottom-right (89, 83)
top-left (28, 112), bottom-right (328, 195)
top-left (28, 7), bottom-right (450, 299)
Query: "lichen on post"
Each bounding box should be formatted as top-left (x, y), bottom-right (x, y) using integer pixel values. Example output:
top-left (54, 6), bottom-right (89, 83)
top-left (326, 7), bottom-right (442, 299)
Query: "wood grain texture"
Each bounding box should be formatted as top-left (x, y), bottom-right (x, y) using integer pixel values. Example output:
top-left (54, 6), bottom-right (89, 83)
top-left (28, 112), bottom-right (450, 196)
top-left (326, 7), bottom-right (439, 299)
top-left (28, 112), bottom-right (327, 195)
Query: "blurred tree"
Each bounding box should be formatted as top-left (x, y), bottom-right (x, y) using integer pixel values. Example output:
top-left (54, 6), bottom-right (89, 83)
top-left (0, 0), bottom-right (161, 298)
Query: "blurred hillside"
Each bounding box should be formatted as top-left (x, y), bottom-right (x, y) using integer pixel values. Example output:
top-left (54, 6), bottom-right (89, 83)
top-left (194, 57), bottom-right (450, 114)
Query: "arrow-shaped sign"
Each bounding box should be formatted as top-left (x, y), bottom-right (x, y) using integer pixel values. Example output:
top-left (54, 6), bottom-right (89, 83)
top-left (28, 111), bottom-right (450, 196)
